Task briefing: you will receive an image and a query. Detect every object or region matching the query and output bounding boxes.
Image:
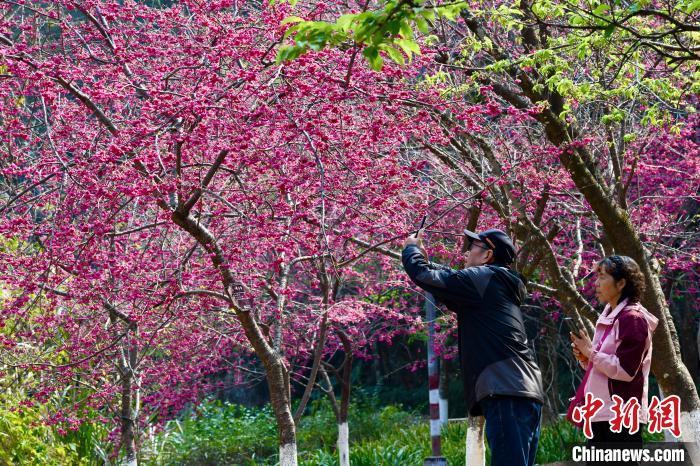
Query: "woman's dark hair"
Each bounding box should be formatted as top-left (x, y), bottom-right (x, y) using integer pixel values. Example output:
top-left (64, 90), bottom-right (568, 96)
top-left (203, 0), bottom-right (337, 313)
top-left (597, 255), bottom-right (646, 303)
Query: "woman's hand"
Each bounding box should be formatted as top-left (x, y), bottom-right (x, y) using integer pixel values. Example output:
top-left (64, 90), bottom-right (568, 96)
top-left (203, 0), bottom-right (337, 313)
top-left (570, 329), bottom-right (593, 361)
top-left (572, 345), bottom-right (589, 367)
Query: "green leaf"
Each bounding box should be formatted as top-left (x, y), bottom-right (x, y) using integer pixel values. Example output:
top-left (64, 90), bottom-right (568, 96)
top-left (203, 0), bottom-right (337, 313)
top-left (486, 59), bottom-right (512, 72)
top-left (424, 34), bottom-right (440, 46)
top-left (336, 13), bottom-right (357, 31)
top-left (601, 108), bottom-right (626, 124)
top-left (419, 9), bottom-right (436, 21)
top-left (603, 24), bottom-right (616, 38)
top-left (592, 3), bottom-right (610, 15)
top-left (440, 4), bottom-right (464, 21)
top-left (577, 40), bottom-right (592, 59)
top-left (276, 45), bottom-right (305, 64)
top-left (399, 20), bottom-right (414, 40)
top-left (383, 45), bottom-right (406, 65)
top-left (395, 38), bottom-right (421, 56)
top-left (281, 15), bottom-right (305, 25)
top-left (387, 18), bottom-right (402, 35)
top-left (623, 133), bottom-right (637, 143)
top-left (354, 14), bottom-right (378, 43)
top-left (283, 23), bottom-right (303, 40)
top-left (569, 13), bottom-right (586, 26)
top-left (415, 15), bottom-right (429, 34)
top-left (363, 45), bottom-right (384, 70)
top-left (309, 30), bottom-right (333, 50)
top-left (555, 78), bottom-right (574, 95)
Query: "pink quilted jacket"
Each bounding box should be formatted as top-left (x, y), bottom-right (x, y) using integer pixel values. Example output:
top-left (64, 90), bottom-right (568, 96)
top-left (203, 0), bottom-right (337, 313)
top-left (583, 298), bottom-right (658, 423)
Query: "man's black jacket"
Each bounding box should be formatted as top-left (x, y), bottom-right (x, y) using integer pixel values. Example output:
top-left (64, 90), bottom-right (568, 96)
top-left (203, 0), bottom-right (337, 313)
top-left (402, 244), bottom-right (544, 416)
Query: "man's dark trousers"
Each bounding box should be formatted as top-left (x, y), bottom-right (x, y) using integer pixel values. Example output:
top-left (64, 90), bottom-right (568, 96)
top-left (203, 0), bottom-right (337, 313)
top-left (480, 396), bottom-right (542, 466)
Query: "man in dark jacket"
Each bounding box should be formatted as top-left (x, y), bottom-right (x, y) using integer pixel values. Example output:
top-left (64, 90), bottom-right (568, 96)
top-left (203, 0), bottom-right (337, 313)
top-left (402, 228), bottom-right (544, 466)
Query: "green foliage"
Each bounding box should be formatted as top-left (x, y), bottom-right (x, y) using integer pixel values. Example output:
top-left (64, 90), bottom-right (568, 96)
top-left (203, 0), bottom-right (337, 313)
top-left (57, 413), bottom-right (111, 463)
top-left (0, 279), bottom-right (110, 464)
top-left (276, 0), bottom-right (471, 70)
top-left (140, 395), bottom-right (665, 465)
top-left (300, 418), bottom-right (468, 465)
top-left (536, 418), bottom-right (586, 463)
top-left (0, 393), bottom-right (86, 466)
top-left (143, 401), bottom-right (278, 465)
top-left (277, 0), bottom-right (697, 135)
top-left (141, 394), bottom-right (421, 465)
top-left (347, 442), bottom-right (424, 466)
top-left (0, 281), bottom-right (98, 465)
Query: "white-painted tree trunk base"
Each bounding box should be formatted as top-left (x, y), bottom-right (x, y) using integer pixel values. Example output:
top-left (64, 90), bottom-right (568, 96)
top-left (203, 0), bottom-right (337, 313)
top-left (465, 416), bottom-right (485, 466)
top-left (337, 422), bottom-right (350, 466)
top-left (658, 386), bottom-right (677, 442)
top-left (279, 442), bottom-right (298, 466)
top-left (439, 397), bottom-right (448, 427)
top-left (121, 457), bottom-right (137, 466)
top-left (680, 410), bottom-right (700, 466)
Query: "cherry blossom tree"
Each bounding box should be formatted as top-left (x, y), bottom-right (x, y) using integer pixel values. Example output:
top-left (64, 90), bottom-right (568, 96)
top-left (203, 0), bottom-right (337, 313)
top-left (0, 1), bottom-right (445, 463)
top-left (280, 0), bottom-right (699, 460)
top-left (1, 0), bottom-right (697, 464)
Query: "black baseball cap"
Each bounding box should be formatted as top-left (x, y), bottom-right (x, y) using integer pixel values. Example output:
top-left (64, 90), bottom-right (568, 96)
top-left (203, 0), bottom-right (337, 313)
top-left (463, 228), bottom-right (516, 265)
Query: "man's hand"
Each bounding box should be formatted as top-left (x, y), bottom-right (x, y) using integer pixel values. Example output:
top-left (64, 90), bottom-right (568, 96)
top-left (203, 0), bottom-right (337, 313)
top-left (404, 230), bottom-right (428, 258)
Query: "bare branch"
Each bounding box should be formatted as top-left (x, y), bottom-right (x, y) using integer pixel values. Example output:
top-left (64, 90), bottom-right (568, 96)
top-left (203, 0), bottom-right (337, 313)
top-left (180, 150), bottom-right (229, 214)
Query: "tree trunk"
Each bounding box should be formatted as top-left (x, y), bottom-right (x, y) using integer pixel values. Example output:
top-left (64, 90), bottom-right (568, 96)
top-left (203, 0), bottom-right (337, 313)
top-left (106, 303), bottom-right (140, 466)
top-left (293, 310), bottom-right (329, 423)
top-left (265, 356), bottom-right (297, 466)
top-left (119, 360), bottom-right (137, 466)
top-left (337, 422), bottom-right (350, 466)
top-left (465, 416), bottom-right (485, 466)
top-left (170, 211), bottom-right (298, 465)
top-left (318, 366), bottom-right (349, 466)
top-left (318, 335), bottom-right (353, 466)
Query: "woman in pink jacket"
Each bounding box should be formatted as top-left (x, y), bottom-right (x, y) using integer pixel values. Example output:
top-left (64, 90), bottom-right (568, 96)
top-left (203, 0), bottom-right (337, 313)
top-left (570, 255), bottom-right (658, 459)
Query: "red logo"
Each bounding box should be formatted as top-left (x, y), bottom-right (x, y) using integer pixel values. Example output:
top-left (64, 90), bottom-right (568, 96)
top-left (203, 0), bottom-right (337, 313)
top-left (609, 395), bottom-right (641, 435)
top-left (648, 395), bottom-right (681, 438)
top-left (572, 392), bottom-right (605, 439)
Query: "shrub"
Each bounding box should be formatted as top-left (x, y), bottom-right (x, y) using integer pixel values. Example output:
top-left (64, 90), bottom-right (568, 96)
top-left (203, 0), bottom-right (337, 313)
top-left (0, 397), bottom-right (86, 466)
top-left (143, 397), bottom-right (670, 465)
top-left (142, 401), bottom-right (277, 465)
